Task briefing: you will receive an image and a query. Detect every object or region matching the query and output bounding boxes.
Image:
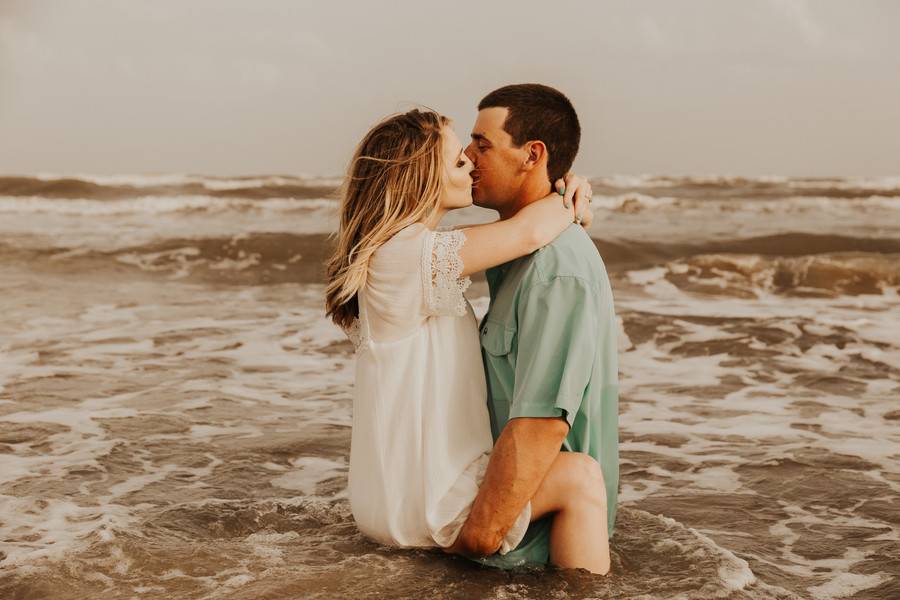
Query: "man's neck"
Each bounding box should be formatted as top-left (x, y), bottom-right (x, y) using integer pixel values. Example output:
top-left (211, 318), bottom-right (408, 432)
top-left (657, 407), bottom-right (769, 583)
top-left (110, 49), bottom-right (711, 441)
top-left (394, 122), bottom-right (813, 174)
top-left (497, 177), bottom-right (552, 221)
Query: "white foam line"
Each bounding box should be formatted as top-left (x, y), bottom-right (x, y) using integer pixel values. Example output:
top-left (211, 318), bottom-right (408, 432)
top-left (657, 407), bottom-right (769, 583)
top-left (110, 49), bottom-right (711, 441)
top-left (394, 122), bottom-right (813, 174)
top-left (270, 456), bottom-right (348, 497)
top-left (0, 495), bottom-right (137, 567)
top-left (29, 172), bottom-right (344, 188)
top-left (102, 463), bottom-right (179, 502)
top-left (0, 195), bottom-right (336, 216)
top-left (653, 512), bottom-right (758, 592)
top-left (0, 345), bottom-right (37, 395)
top-left (808, 572), bottom-right (893, 600)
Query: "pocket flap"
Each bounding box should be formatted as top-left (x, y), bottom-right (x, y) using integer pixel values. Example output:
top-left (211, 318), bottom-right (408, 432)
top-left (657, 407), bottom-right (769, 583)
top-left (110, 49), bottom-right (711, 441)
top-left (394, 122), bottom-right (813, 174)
top-left (480, 320), bottom-right (515, 356)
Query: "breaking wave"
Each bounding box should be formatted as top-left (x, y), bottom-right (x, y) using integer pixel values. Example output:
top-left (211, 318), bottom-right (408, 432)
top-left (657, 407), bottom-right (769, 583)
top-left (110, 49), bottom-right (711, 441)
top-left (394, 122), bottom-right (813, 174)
top-left (6, 232), bottom-right (898, 295)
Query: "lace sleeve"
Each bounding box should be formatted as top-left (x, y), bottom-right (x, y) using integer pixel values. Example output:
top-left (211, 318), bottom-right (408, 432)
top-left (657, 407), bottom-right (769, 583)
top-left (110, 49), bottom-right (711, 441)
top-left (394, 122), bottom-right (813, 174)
top-left (343, 318), bottom-right (365, 352)
top-left (422, 229), bottom-right (471, 316)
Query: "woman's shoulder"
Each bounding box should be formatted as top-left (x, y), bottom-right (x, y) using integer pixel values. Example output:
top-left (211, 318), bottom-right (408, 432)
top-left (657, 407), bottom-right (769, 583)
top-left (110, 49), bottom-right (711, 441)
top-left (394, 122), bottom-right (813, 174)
top-left (391, 222), bottom-right (429, 243)
top-left (375, 222), bottom-right (429, 257)
top-left (368, 223), bottom-right (430, 283)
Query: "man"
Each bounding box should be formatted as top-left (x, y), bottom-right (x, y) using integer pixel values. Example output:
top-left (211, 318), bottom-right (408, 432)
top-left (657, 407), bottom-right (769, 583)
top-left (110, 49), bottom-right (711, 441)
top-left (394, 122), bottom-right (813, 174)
top-left (451, 83), bottom-right (619, 569)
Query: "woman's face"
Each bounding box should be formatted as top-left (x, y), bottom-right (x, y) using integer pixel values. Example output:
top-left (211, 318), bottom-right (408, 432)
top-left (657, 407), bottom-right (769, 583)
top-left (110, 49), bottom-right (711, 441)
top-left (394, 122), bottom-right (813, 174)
top-left (439, 126), bottom-right (475, 211)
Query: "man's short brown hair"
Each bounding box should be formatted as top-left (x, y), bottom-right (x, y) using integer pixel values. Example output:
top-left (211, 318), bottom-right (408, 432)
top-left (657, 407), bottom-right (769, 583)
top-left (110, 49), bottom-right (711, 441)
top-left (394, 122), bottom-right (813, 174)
top-left (478, 83), bottom-right (581, 182)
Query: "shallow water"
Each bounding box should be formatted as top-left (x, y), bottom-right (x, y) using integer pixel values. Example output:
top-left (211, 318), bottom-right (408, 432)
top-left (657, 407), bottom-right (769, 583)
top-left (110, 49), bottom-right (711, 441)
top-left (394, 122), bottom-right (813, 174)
top-left (1, 174), bottom-right (898, 599)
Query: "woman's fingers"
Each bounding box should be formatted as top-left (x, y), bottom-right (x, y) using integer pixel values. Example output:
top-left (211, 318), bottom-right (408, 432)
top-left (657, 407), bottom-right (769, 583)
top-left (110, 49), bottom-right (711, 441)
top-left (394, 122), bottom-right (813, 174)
top-left (579, 206), bottom-right (594, 229)
top-left (561, 171), bottom-right (578, 208)
top-left (566, 174), bottom-right (592, 223)
top-left (555, 178), bottom-right (567, 205)
top-left (555, 178), bottom-right (571, 209)
top-left (563, 174), bottom-right (581, 210)
top-left (556, 174), bottom-right (592, 214)
top-left (573, 186), bottom-right (588, 223)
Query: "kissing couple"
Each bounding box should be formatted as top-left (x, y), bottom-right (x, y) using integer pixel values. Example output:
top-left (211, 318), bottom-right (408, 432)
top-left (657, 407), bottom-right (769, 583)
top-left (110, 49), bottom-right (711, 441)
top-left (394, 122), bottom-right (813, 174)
top-left (326, 83), bottom-right (619, 574)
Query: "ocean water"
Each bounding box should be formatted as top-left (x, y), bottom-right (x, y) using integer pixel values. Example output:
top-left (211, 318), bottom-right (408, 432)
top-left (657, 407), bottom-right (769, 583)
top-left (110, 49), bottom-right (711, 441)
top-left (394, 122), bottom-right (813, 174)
top-left (0, 174), bottom-right (897, 599)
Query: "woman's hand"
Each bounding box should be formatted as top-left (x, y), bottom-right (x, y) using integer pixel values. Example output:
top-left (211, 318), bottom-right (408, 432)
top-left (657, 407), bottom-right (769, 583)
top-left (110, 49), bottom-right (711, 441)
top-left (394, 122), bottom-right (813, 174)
top-left (516, 173), bottom-right (593, 248)
top-left (578, 205), bottom-right (594, 229)
top-left (553, 173), bottom-right (593, 228)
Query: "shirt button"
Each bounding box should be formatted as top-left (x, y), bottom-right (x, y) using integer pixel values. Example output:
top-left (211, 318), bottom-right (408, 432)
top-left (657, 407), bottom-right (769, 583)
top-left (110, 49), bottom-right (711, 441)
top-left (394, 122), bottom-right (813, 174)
top-left (482, 326), bottom-right (488, 335)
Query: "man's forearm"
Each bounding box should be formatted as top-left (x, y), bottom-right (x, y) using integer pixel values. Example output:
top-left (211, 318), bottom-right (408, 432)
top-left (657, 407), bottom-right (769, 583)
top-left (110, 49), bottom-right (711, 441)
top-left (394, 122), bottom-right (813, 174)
top-left (455, 417), bottom-right (569, 556)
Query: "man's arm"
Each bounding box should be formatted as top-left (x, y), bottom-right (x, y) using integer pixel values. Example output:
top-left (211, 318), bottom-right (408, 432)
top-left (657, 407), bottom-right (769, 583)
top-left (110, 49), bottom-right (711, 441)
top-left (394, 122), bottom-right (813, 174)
top-left (448, 416), bottom-right (568, 557)
top-left (447, 275), bottom-right (598, 557)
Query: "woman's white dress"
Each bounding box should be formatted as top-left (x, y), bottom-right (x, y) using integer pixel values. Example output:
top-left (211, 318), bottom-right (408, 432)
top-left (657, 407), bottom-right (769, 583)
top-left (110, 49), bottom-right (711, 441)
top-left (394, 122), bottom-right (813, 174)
top-left (346, 223), bottom-right (531, 552)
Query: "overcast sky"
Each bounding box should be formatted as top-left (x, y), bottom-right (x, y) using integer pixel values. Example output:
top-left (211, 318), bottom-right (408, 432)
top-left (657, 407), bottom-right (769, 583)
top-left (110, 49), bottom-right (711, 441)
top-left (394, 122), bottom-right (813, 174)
top-left (1, 1), bottom-right (898, 177)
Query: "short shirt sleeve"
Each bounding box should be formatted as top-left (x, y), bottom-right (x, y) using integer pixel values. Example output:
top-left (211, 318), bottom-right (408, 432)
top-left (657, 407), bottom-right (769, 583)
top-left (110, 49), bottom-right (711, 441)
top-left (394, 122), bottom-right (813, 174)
top-left (421, 229), bottom-right (471, 317)
top-left (509, 276), bottom-right (598, 426)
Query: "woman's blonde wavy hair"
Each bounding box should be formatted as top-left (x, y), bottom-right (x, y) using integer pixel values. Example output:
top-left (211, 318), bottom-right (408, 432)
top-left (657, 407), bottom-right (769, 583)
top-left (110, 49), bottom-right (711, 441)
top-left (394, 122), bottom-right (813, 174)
top-left (326, 109), bottom-right (449, 330)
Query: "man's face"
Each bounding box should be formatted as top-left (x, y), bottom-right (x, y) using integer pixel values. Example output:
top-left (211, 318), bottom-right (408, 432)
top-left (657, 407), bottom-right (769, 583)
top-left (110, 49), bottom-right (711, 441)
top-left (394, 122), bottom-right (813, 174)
top-left (465, 107), bottom-right (526, 211)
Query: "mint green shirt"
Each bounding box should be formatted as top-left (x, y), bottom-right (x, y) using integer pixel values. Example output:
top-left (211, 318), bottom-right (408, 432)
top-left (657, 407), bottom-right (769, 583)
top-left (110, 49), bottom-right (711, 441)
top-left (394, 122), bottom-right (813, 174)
top-left (475, 224), bottom-right (619, 569)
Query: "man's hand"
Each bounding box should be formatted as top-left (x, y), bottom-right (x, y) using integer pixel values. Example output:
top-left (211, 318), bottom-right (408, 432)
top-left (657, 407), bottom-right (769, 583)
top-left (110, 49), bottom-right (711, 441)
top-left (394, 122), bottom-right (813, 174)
top-left (442, 536), bottom-right (465, 556)
top-left (442, 527), bottom-right (499, 558)
top-left (442, 531), bottom-right (467, 556)
top-left (445, 417), bottom-right (570, 558)
top-left (443, 519), bottom-right (503, 558)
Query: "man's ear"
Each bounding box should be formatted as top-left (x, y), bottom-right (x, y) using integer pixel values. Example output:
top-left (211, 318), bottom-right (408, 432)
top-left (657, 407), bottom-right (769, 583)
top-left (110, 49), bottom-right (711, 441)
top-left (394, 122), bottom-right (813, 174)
top-left (522, 140), bottom-right (547, 171)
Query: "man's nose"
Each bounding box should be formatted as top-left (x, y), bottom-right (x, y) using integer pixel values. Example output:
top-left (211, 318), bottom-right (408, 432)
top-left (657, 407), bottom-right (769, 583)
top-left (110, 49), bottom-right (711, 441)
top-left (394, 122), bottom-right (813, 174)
top-left (464, 143), bottom-right (477, 164)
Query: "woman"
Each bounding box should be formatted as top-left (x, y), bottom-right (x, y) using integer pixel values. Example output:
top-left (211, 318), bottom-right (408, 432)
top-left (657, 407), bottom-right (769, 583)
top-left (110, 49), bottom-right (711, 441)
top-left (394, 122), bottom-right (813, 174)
top-left (325, 109), bottom-right (609, 574)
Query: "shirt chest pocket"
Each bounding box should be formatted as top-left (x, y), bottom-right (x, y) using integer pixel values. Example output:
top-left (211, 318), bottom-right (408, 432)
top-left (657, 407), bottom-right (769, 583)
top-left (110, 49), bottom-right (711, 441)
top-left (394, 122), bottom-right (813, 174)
top-left (480, 319), bottom-right (517, 358)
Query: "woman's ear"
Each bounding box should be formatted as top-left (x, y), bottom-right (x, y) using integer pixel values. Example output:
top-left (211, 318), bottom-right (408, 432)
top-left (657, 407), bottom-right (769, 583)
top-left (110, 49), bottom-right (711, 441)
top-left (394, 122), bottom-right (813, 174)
top-left (522, 140), bottom-right (547, 170)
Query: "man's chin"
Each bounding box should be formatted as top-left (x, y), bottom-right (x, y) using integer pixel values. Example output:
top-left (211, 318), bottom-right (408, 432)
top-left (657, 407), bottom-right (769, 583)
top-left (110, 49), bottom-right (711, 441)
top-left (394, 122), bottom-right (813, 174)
top-left (471, 187), bottom-right (489, 208)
